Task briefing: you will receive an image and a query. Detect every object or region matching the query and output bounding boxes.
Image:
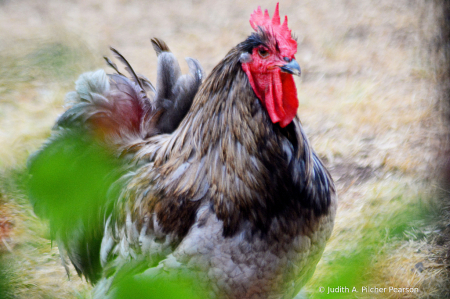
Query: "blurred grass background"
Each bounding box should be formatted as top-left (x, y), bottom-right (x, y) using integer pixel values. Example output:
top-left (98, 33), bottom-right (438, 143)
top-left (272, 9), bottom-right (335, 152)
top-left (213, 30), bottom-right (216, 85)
top-left (0, 0), bottom-right (449, 298)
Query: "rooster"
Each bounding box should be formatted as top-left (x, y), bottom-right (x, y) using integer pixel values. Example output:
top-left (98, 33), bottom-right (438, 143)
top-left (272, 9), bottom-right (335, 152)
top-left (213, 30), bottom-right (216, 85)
top-left (28, 4), bottom-right (336, 299)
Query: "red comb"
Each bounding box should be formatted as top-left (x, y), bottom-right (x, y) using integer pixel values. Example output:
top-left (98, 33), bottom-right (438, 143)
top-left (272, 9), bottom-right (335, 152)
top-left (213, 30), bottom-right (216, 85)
top-left (249, 3), bottom-right (292, 41)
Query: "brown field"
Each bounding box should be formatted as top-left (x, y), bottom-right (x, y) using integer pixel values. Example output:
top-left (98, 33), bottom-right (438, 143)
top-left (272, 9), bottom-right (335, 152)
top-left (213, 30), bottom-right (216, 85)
top-left (0, 0), bottom-right (448, 298)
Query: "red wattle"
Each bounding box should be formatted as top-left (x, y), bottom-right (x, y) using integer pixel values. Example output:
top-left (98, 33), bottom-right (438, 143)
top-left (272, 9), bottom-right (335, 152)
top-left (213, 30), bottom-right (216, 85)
top-left (278, 72), bottom-right (298, 127)
top-left (242, 64), bottom-right (298, 128)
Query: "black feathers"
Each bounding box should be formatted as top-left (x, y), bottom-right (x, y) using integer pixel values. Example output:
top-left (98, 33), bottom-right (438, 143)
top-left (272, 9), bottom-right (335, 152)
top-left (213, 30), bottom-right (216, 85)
top-left (109, 47), bottom-right (145, 91)
top-left (239, 29), bottom-right (271, 54)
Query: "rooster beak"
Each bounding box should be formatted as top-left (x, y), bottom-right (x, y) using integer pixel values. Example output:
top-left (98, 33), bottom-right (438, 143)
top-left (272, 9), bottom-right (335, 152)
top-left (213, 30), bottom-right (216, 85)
top-left (280, 59), bottom-right (301, 76)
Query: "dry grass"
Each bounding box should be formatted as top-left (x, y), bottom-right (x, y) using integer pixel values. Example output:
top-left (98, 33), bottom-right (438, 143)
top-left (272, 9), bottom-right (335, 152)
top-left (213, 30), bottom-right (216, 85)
top-left (0, 0), bottom-right (448, 298)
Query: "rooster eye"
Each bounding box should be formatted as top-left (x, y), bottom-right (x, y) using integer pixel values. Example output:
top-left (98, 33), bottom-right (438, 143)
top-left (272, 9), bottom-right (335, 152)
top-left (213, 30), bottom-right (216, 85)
top-left (258, 48), bottom-right (269, 58)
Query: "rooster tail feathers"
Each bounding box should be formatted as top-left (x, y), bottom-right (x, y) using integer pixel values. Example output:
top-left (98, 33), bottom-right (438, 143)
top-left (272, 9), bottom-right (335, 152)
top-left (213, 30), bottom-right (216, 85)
top-left (54, 69), bottom-right (149, 149)
top-left (151, 41), bottom-right (204, 133)
top-left (109, 47), bottom-right (145, 91)
top-left (56, 40), bottom-right (204, 148)
top-left (151, 38), bottom-right (171, 56)
top-left (185, 57), bottom-right (204, 83)
top-left (103, 40), bottom-right (204, 136)
top-left (154, 50), bottom-right (182, 110)
top-left (103, 56), bottom-right (124, 76)
top-left (155, 52), bottom-right (204, 133)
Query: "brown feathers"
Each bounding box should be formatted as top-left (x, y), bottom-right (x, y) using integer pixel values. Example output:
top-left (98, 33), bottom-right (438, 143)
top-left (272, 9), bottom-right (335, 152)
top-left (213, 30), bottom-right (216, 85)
top-left (133, 41), bottom-right (334, 238)
top-left (151, 38), bottom-right (171, 56)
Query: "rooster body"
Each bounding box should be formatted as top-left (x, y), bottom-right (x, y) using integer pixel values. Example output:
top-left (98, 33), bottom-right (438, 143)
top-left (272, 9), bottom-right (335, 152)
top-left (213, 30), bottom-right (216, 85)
top-left (29, 5), bottom-right (336, 299)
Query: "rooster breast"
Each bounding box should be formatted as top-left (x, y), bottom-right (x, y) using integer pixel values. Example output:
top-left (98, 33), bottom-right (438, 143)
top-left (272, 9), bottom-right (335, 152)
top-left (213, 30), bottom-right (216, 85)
top-left (172, 200), bottom-right (336, 299)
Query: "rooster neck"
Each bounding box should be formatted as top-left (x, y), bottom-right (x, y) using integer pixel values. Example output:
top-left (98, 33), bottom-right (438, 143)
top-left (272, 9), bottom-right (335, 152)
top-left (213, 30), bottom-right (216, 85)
top-left (152, 49), bottom-right (333, 239)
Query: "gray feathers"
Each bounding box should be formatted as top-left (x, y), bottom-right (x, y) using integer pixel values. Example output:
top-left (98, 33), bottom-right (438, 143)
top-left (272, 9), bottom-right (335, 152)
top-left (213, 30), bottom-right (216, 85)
top-left (55, 70), bottom-right (115, 131)
top-left (28, 38), bottom-right (205, 283)
top-left (55, 38), bottom-right (204, 143)
top-left (151, 38), bottom-right (204, 133)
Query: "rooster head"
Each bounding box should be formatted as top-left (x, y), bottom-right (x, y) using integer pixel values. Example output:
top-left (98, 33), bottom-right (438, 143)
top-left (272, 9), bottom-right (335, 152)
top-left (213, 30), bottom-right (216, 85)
top-left (240, 3), bottom-right (300, 128)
